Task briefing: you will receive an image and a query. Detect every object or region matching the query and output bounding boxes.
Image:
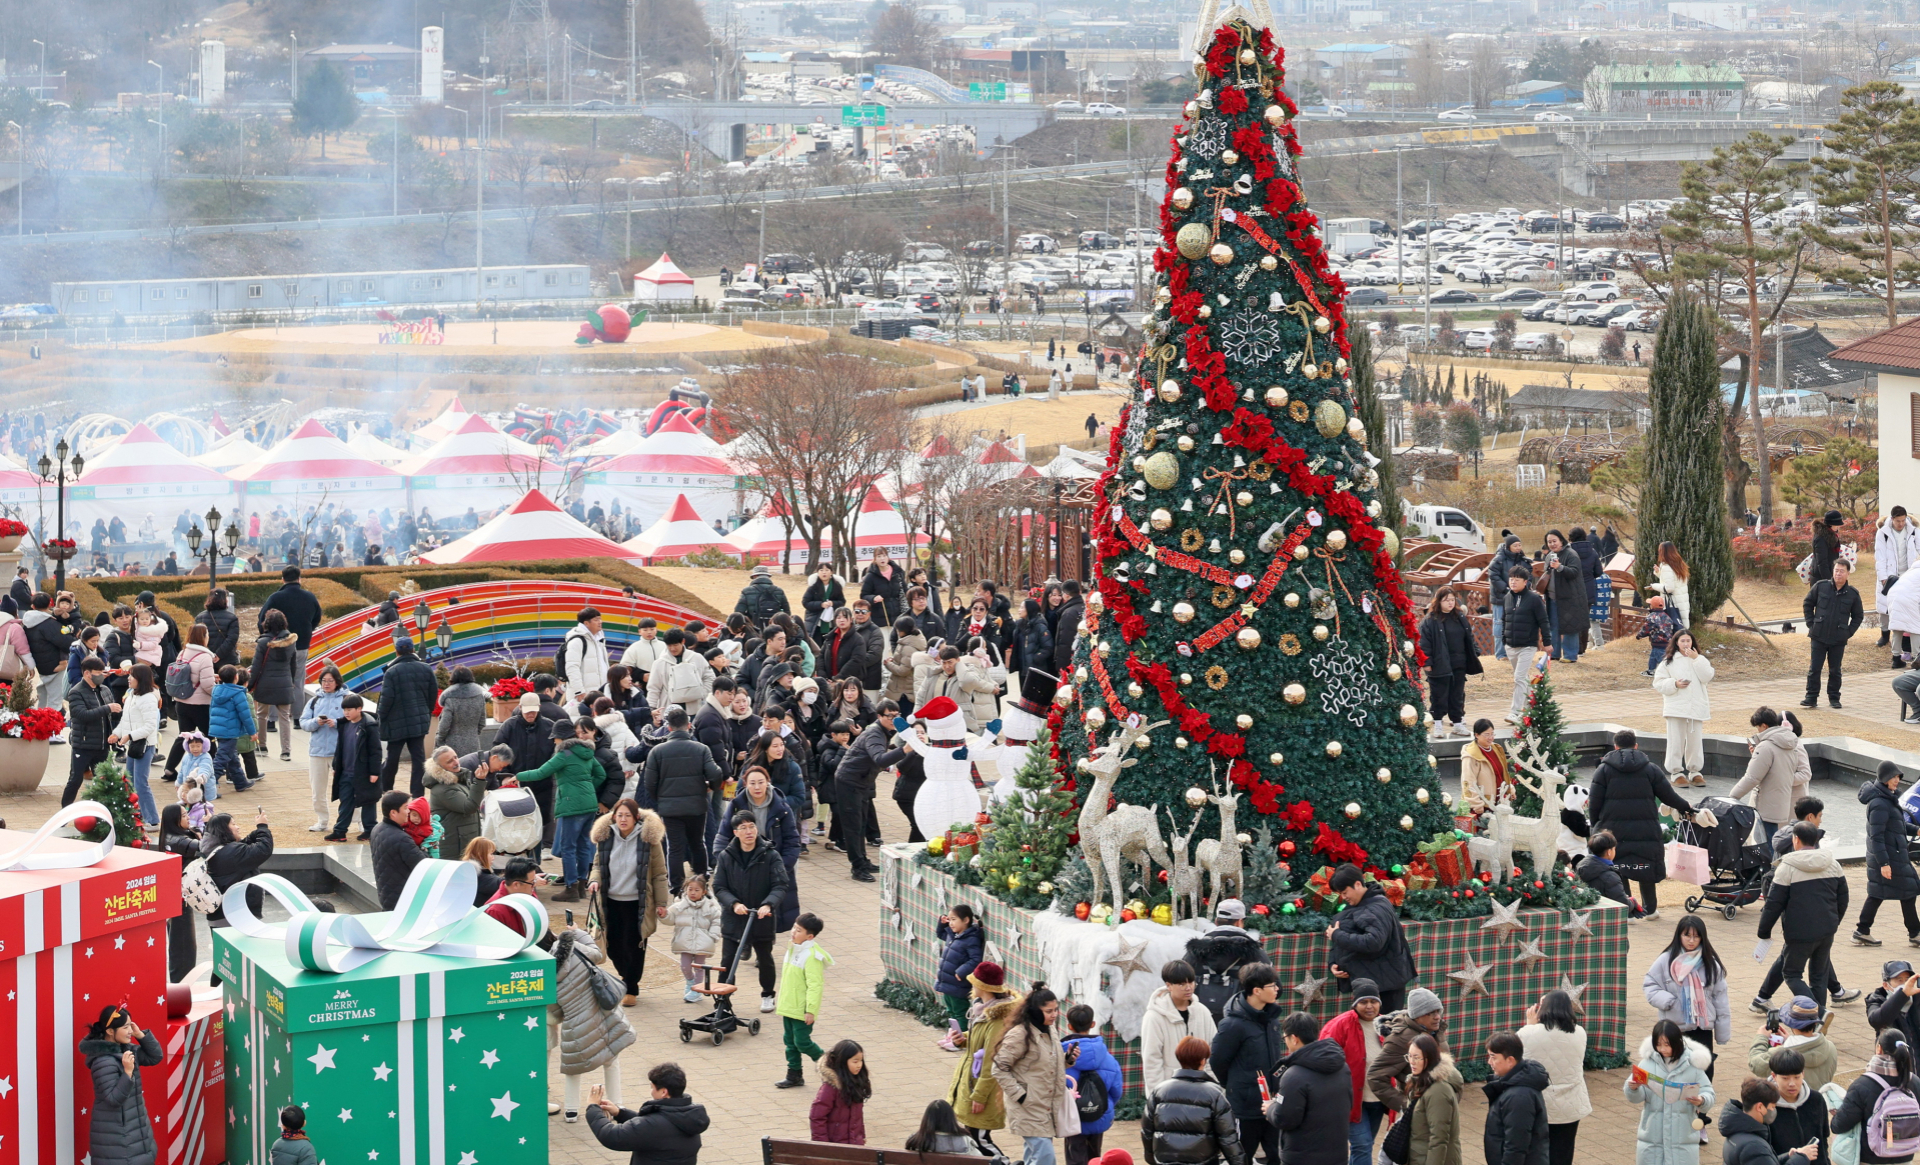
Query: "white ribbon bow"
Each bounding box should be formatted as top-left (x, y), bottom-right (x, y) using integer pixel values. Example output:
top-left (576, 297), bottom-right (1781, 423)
top-left (0, 800), bottom-right (116, 872)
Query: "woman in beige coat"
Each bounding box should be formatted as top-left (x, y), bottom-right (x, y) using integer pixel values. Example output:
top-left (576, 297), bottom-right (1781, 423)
top-left (548, 927), bottom-right (636, 1124)
top-left (1730, 709), bottom-right (1803, 835)
top-left (993, 986), bottom-right (1079, 1165)
top-left (1460, 719), bottom-right (1511, 817)
top-left (884, 620), bottom-right (927, 705)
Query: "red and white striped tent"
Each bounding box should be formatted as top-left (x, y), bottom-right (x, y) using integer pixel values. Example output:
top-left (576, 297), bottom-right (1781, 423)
top-left (583, 411), bottom-right (743, 527)
top-left (633, 253), bottom-right (696, 302)
top-left (850, 485), bottom-right (931, 563)
top-left (192, 435), bottom-right (267, 472)
top-left (724, 498), bottom-right (831, 569)
top-left (624, 494), bottom-right (739, 564)
top-left (229, 419), bottom-right (410, 516)
top-left (419, 489), bottom-right (644, 564)
top-left (402, 414), bottom-right (564, 513)
top-left (346, 428), bottom-right (411, 466)
top-left (572, 427), bottom-right (643, 463)
top-left (411, 395), bottom-right (472, 446)
top-left (68, 422), bottom-right (235, 531)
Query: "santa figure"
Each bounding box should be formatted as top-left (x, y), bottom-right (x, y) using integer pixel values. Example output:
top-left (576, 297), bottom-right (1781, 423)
top-left (898, 696), bottom-right (985, 838)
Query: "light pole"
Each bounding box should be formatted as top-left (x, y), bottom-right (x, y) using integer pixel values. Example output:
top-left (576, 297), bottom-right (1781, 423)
top-left (184, 506), bottom-right (242, 599)
top-left (374, 108), bottom-right (401, 216)
top-left (35, 440), bottom-right (82, 595)
top-left (476, 50), bottom-right (489, 314)
top-left (32, 41), bottom-right (45, 99)
top-left (148, 61), bottom-right (167, 177)
top-left (7, 121), bottom-right (21, 237)
top-left (290, 33), bottom-right (298, 101)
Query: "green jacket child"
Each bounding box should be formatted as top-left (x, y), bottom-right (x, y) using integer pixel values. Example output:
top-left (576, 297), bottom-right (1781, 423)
top-left (774, 914), bottom-right (834, 1088)
top-left (522, 737), bottom-right (607, 818)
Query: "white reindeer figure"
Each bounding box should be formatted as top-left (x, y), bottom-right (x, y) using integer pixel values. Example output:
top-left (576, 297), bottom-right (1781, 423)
top-left (1164, 807), bottom-right (1203, 924)
top-left (1468, 802), bottom-right (1517, 884)
top-left (1502, 752), bottom-right (1570, 876)
top-left (1079, 719), bottom-right (1174, 914)
top-left (1193, 778), bottom-right (1243, 903)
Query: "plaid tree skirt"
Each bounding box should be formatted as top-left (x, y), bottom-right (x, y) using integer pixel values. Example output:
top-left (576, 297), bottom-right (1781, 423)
top-left (879, 845), bottom-right (1630, 1102)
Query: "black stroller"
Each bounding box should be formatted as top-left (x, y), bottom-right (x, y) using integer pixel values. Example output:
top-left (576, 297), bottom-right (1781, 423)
top-left (1681, 796), bottom-right (1773, 920)
top-left (679, 932), bottom-right (763, 1047)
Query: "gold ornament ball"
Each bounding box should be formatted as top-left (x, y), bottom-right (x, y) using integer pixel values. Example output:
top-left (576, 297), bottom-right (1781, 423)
top-left (1074, 666), bottom-right (1090, 683)
top-left (1186, 786), bottom-right (1209, 808)
top-left (1143, 450), bottom-right (1181, 489)
top-left (1176, 435), bottom-right (1196, 452)
top-left (1086, 707), bottom-right (1108, 729)
top-left (1430, 755), bottom-right (1440, 769)
top-left (1441, 789), bottom-right (1454, 808)
top-left (1239, 47), bottom-right (1258, 64)
top-left (1264, 385), bottom-right (1289, 408)
top-left (1154, 287), bottom-right (1172, 306)
top-left (1416, 787), bottom-right (1431, 805)
top-left (1076, 757), bottom-right (1092, 772)
top-left (1127, 681), bottom-right (1146, 699)
top-left (1386, 662), bottom-right (1404, 681)
top-left (1376, 767), bottom-right (1393, 783)
top-left (1235, 490), bottom-right (1253, 507)
top-left (1264, 104), bottom-right (1286, 127)
top-left (1283, 683), bottom-right (1307, 705)
top-left (1007, 873), bottom-right (1022, 889)
top-left (1284, 592), bottom-right (1301, 609)
top-left (1150, 508), bottom-right (1174, 531)
top-left (1209, 242), bottom-right (1236, 266)
top-left (1235, 713), bottom-right (1254, 731)
top-left (1133, 736), bottom-right (1151, 752)
top-left (1313, 315), bottom-right (1332, 334)
top-left (1151, 903), bottom-right (1173, 926)
top-left (1171, 186), bottom-right (1196, 211)
top-left (1314, 399), bottom-right (1348, 438)
top-left (1327, 740), bottom-right (1344, 758)
top-left (1368, 500), bottom-right (1383, 518)
top-left (1293, 545), bottom-right (1310, 561)
top-left (1158, 379), bottom-right (1183, 403)
top-left (1086, 589), bottom-right (1104, 610)
top-left (1381, 528), bottom-right (1401, 558)
top-left (1269, 751), bottom-right (1285, 764)
top-left (1336, 357), bottom-right (1350, 374)
top-left (1172, 601), bottom-right (1197, 624)
top-left (1220, 149), bottom-right (1240, 166)
top-left (1399, 704), bottom-right (1419, 727)
top-left (1175, 222), bottom-right (1213, 259)
top-left (1301, 362), bottom-right (1319, 380)
top-left (1132, 455), bottom-right (1146, 472)
top-left (1229, 547), bottom-right (1247, 564)
top-left (1312, 624), bottom-right (1330, 641)
top-left (1260, 255), bottom-right (1278, 272)
top-left (1325, 529), bottom-right (1348, 552)
top-left (1175, 736), bottom-right (1190, 749)
top-left (1343, 800), bottom-right (1360, 817)
top-left (1180, 672), bottom-right (1193, 686)
top-left (1400, 815), bottom-right (1415, 831)
top-left (1236, 626), bottom-right (1262, 651)
top-left (1346, 417), bottom-right (1367, 440)
top-left (1054, 687), bottom-right (1074, 706)
top-left (1096, 641), bottom-right (1112, 658)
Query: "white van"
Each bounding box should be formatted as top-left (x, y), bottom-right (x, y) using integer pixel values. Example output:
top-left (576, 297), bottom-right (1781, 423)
top-left (1407, 504), bottom-right (1487, 550)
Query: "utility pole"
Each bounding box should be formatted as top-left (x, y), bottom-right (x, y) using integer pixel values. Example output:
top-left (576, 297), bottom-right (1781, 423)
top-left (476, 43), bottom-right (489, 315)
top-left (1395, 148), bottom-right (1404, 295)
top-left (290, 32), bottom-right (298, 100)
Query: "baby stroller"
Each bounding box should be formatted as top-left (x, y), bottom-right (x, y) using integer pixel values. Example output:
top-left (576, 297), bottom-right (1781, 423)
top-left (679, 930), bottom-right (763, 1047)
top-left (480, 785), bottom-right (544, 868)
top-left (1681, 796), bottom-right (1773, 920)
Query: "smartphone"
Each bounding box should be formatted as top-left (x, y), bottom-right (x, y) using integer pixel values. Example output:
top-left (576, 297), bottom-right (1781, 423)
top-left (565, 909), bottom-right (575, 927)
top-left (256, 806), bottom-right (264, 815)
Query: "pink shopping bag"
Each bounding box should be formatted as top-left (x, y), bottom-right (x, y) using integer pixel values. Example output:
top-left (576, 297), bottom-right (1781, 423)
top-left (1665, 839), bottom-right (1710, 884)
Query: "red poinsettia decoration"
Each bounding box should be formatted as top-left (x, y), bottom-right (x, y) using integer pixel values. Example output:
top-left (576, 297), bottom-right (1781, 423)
top-left (0, 519), bottom-right (27, 537)
top-left (488, 675), bottom-right (535, 700)
top-left (2, 707), bottom-right (66, 741)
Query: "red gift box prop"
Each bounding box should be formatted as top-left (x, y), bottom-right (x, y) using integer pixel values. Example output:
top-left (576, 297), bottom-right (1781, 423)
top-left (156, 992), bottom-right (225, 1165)
top-left (1376, 877), bottom-right (1407, 908)
top-left (1417, 832), bottom-right (1471, 888)
top-left (1305, 865), bottom-right (1338, 910)
top-left (0, 811), bottom-right (182, 1164)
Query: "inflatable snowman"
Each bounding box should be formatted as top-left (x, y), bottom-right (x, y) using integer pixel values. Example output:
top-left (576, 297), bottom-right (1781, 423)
top-left (899, 697), bottom-right (985, 837)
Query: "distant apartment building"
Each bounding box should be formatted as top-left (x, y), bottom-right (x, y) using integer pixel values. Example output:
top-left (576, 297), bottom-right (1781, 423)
top-left (1583, 59), bottom-right (1744, 113)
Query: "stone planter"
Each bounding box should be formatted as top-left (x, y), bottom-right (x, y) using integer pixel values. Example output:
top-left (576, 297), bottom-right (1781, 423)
top-left (0, 737), bottom-right (51, 794)
top-left (0, 535), bottom-right (21, 554)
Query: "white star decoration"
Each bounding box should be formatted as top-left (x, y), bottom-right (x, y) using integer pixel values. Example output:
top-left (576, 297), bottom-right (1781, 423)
top-left (228, 1108), bottom-right (236, 1127)
top-left (489, 1092), bottom-right (521, 1120)
top-left (372, 1063), bottom-right (392, 1082)
top-left (225, 1001), bottom-right (235, 1021)
top-left (1103, 934), bottom-right (1155, 981)
top-left (113, 935), bottom-right (125, 950)
top-left (495, 1013), bottom-right (505, 1021)
top-left (84, 946), bottom-right (93, 958)
top-left (0, 1077), bottom-right (11, 1099)
top-left (362, 1034), bottom-right (370, 1042)
top-left (1512, 939), bottom-right (1549, 970)
top-left (338, 1109), bottom-right (353, 1122)
top-left (368, 1152), bottom-right (379, 1161)
top-left (146, 936), bottom-right (154, 947)
top-left (1448, 955), bottom-right (1493, 998)
top-left (522, 1015), bottom-right (538, 1031)
top-left (1561, 910), bottom-right (1594, 939)
top-left (1293, 973), bottom-right (1329, 1006)
top-left (1480, 898), bottom-right (1526, 941)
top-left (902, 920), bottom-right (916, 945)
top-left (449, 1085), bottom-right (457, 1092)
top-left (1006, 929), bottom-right (1022, 949)
top-left (308, 1045), bottom-right (338, 1073)
top-left (911, 867), bottom-right (924, 888)
top-left (1558, 973), bottom-right (1589, 1006)
top-left (459, 1154), bottom-right (479, 1165)
top-left (480, 1050), bottom-right (500, 1069)
top-left (448, 1027), bottom-right (466, 1043)
top-left (272, 1059), bottom-right (280, 1077)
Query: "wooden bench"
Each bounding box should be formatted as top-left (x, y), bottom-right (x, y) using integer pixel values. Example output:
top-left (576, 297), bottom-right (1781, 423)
top-left (764, 1137), bottom-right (988, 1165)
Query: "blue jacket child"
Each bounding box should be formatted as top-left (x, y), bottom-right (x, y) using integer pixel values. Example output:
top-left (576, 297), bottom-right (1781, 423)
top-left (1063, 1012), bottom-right (1122, 1136)
top-left (209, 678), bottom-right (257, 740)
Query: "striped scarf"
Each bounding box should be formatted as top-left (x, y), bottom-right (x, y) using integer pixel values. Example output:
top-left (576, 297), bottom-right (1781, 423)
top-left (1670, 950), bottom-right (1710, 1029)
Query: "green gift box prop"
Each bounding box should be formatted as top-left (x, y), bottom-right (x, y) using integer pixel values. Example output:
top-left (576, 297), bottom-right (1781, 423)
top-left (212, 860), bottom-right (554, 1165)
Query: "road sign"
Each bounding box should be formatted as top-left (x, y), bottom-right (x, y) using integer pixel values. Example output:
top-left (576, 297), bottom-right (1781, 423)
top-left (969, 81), bottom-right (1007, 101)
top-left (841, 104), bottom-right (886, 126)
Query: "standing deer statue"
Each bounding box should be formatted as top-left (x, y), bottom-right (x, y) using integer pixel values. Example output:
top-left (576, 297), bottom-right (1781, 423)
top-left (1164, 807), bottom-right (1203, 924)
top-left (1078, 719), bottom-right (1174, 915)
top-left (1502, 751), bottom-right (1570, 875)
top-left (1192, 777), bottom-right (1244, 903)
top-left (1468, 802), bottom-right (1518, 884)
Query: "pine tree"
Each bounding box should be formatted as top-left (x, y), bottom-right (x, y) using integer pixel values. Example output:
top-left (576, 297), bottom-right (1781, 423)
top-left (1639, 290), bottom-right (1733, 626)
top-left (291, 63), bottom-right (359, 160)
top-left (77, 757), bottom-right (144, 843)
top-left (1350, 327), bottom-right (1403, 554)
top-left (1057, 20), bottom-right (1450, 878)
top-left (1503, 668), bottom-right (1577, 819)
top-left (1237, 824), bottom-right (1293, 911)
top-left (979, 730), bottom-right (1076, 905)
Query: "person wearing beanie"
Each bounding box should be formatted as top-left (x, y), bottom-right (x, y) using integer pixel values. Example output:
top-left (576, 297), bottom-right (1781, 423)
top-left (1747, 996), bottom-right (1839, 1093)
top-left (1369, 989), bottom-right (1449, 1115)
top-left (1320, 978), bottom-right (1387, 1165)
top-left (377, 636), bottom-right (438, 796)
top-left (1855, 761), bottom-right (1920, 947)
top-left (1801, 557), bottom-right (1862, 711)
top-left (734, 565), bottom-right (790, 629)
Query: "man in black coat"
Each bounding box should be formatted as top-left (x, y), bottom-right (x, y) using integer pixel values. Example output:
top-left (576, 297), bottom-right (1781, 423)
top-left (8, 567), bottom-right (31, 612)
top-left (62, 656), bottom-right (117, 805)
top-left (733, 565), bottom-right (790, 629)
top-left (1568, 527), bottom-right (1603, 649)
top-left (850, 601), bottom-right (886, 698)
top-left (800, 563), bottom-right (844, 640)
top-left (257, 567), bottom-right (323, 718)
top-left (1186, 899), bottom-right (1275, 1022)
top-left (1500, 568), bottom-right (1551, 723)
top-left (1759, 824), bottom-right (1850, 1010)
top-left (1325, 865), bottom-right (1416, 1012)
top-left (693, 678), bottom-right (739, 781)
top-left (1481, 1034), bottom-right (1549, 1165)
top-left (1266, 1011), bottom-right (1351, 1165)
top-left (711, 811), bottom-right (790, 1004)
top-left (1588, 729), bottom-right (1693, 919)
top-left (1802, 560), bottom-right (1864, 710)
top-left (833, 703), bottom-right (907, 881)
top-left (1856, 760), bottom-right (1920, 945)
top-left (1211, 964), bottom-right (1285, 1165)
top-left (1720, 1077), bottom-right (1822, 1165)
top-left (1486, 538), bottom-right (1528, 661)
top-left (1747, 1048), bottom-right (1830, 1165)
top-left (643, 706), bottom-right (724, 894)
top-left (378, 638), bottom-right (437, 796)
top-left (23, 591), bottom-right (77, 711)
top-left (584, 1061), bottom-right (710, 1165)
top-left (1053, 579), bottom-right (1085, 675)
top-left (369, 790), bottom-right (426, 911)
top-left (325, 694), bottom-right (384, 840)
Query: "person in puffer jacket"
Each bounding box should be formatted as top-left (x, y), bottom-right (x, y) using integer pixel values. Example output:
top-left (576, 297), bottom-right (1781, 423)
top-left (1267, 1012), bottom-right (1353, 1165)
top-left (548, 926), bottom-right (635, 1124)
top-left (1143, 1035), bottom-right (1245, 1165)
top-left (1065, 1003), bottom-right (1123, 1165)
top-left (80, 1003), bottom-right (165, 1165)
top-left (934, 904), bottom-right (987, 1045)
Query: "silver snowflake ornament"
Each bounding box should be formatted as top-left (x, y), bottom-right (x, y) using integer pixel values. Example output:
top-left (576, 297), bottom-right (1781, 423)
top-left (1310, 639), bottom-right (1382, 727)
top-left (1214, 308), bottom-right (1283, 365)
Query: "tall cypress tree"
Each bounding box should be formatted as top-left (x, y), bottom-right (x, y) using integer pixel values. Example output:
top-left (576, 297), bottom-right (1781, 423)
top-left (1639, 290), bottom-right (1733, 624)
top-left (1350, 326), bottom-right (1404, 554)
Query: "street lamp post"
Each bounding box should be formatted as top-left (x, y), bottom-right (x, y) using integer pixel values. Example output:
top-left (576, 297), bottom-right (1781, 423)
top-left (7, 121), bottom-right (21, 237)
top-left (290, 33), bottom-right (298, 101)
top-left (183, 506), bottom-right (242, 599)
top-left (147, 61), bottom-right (167, 177)
top-left (35, 440), bottom-right (83, 595)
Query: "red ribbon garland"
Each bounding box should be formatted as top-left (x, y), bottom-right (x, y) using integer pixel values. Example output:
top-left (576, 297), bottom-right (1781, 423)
top-left (1220, 208), bottom-right (1328, 317)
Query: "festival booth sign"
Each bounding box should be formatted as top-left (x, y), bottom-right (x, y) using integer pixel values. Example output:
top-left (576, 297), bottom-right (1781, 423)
top-left (65, 422), bottom-right (236, 532)
top-left (401, 414), bottom-right (566, 514)
top-left (878, 845), bottom-right (1629, 1101)
top-left (0, 804), bottom-right (181, 1164)
top-left (214, 861), bottom-right (554, 1165)
top-left (623, 494), bottom-right (740, 565)
top-left (582, 411), bottom-right (744, 528)
top-left (228, 419), bottom-right (411, 518)
top-left (724, 498), bottom-right (832, 570)
top-left (417, 489), bottom-right (646, 566)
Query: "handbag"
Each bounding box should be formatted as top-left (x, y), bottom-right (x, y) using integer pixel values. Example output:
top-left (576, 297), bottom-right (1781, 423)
top-left (1381, 1110), bottom-right (1414, 1165)
top-left (1664, 838), bottom-right (1711, 885)
top-left (586, 887), bottom-right (607, 946)
top-left (577, 947), bottom-right (623, 1010)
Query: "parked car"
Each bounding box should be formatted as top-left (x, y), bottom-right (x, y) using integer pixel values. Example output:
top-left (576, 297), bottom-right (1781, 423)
top-left (1584, 213), bottom-right (1627, 231)
top-left (1050, 100), bottom-right (1084, 112)
top-left (1123, 226), bottom-right (1159, 245)
top-left (1078, 230), bottom-right (1122, 249)
top-left (1016, 233), bottom-right (1058, 253)
top-left (1426, 288), bottom-right (1479, 304)
top-left (1512, 331), bottom-right (1558, 353)
top-left (1563, 280), bottom-right (1621, 302)
top-left (1533, 111), bottom-right (1574, 122)
top-left (1346, 286), bottom-right (1390, 305)
top-left (1437, 108), bottom-right (1478, 121)
top-left (1461, 328), bottom-right (1499, 350)
top-left (1520, 298), bottom-right (1563, 321)
top-left (1086, 102), bottom-right (1127, 117)
top-left (1489, 286), bottom-right (1545, 303)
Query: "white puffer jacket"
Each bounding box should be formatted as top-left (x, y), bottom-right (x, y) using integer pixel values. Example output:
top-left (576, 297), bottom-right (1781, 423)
top-left (1652, 651), bottom-right (1714, 722)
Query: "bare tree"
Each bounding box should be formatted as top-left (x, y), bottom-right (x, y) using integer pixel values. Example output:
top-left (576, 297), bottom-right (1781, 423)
top-left (551, 149), bottom-right (617, 202)
top-left (867, 2), bottom-right (942, 69)
top-left (779, 204), bottom-right (902, 303)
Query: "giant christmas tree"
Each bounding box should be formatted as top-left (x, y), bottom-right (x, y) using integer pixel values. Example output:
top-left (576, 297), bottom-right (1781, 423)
top-left (1055, 15), bottom-right (1452, 877)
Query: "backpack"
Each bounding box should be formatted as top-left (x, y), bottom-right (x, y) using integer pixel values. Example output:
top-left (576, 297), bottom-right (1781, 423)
top-left (666, 655), bottom-right (708, 706)
top-left (554, 631), bottom-right (580, 684)
top-left (1866, 1074), bottom-right (1920, 1159)
top-left (481, 786), bottom-right (544, 855)
top-left (181, 844), bottom-right (222, 915)
top-left (166, 653), bottom-right (198, 700)
top-left (1070, 1043), bottom-right (1109, 1122)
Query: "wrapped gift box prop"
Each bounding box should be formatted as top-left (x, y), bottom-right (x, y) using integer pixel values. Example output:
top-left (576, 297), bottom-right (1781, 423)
top-left (157, 985), bottom-right (226, 1165)
top-left (0, 803), bottom-right (180, 1164)
top-left (213, 860), bottom-right (553, 1165)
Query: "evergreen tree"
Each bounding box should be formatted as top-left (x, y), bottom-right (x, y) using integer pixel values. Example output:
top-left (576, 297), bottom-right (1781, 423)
top-left (1237, 824), bottom-right (1294, 910)
top-left (1639, 290), bottom-right (1733, 625)
top-left (1350, 326), bottom-right (1404, 552)
top-left (291, 63), bottom-right (359, 160)
top-left (76, 757), bottom-right (144, 842)
top-left (1058, 19), bottom-right (1450, 877)
top-left (1503, 668), bottom-right (1577, 819)
top-left (1808, 81), bottom-right (1920, 329)
top-left (979, 730), bottom-right (1076, 906)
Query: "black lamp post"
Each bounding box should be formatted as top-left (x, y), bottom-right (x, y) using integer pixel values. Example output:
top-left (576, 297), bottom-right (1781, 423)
top-left (436, 618), bottom-right (453, 662)
top-left (36, 439), bottom-right (82, 594)
top-left (184, 505), bottom-right (241, 597)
